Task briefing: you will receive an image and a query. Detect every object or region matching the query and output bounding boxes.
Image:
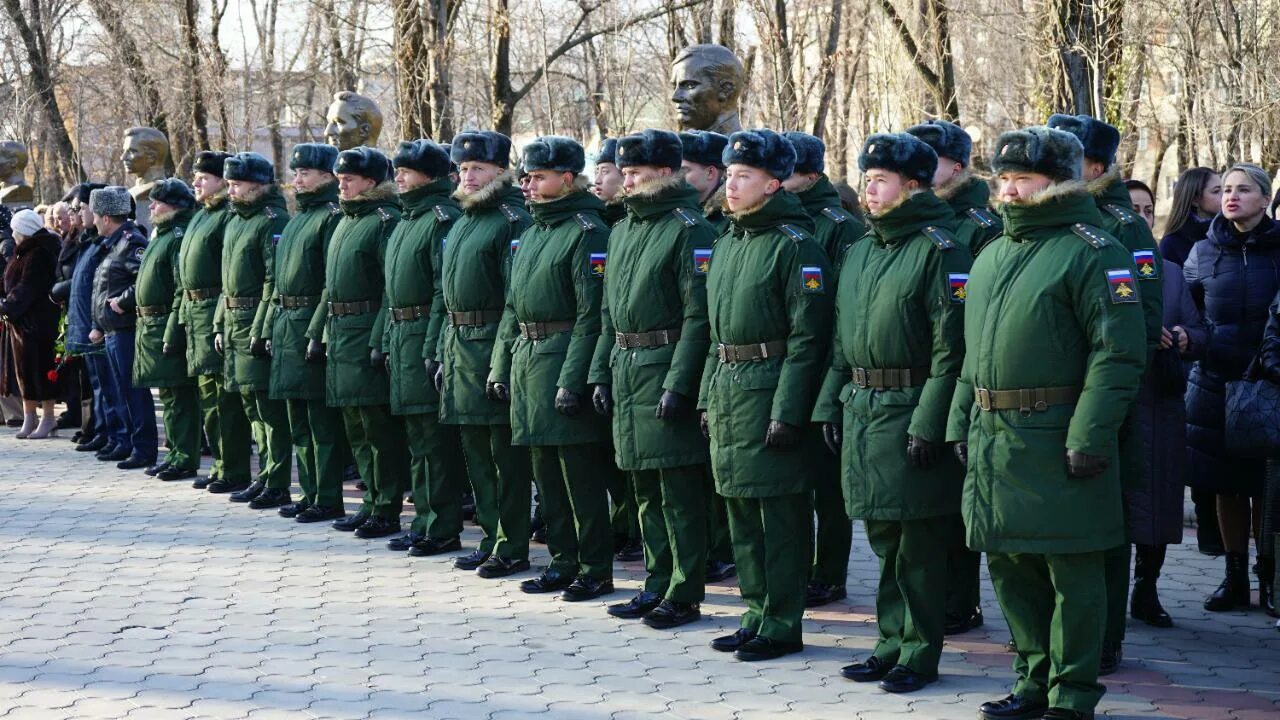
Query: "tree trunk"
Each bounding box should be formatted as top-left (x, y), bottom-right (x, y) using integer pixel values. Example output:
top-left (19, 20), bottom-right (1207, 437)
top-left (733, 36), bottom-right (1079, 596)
top-left (86, 0), bottom-right (171, 144)
top-left (490, 0), bottom-right (515, 135)
top-left (810, 0), bottom-right (844, 138)
top-left (393, 0), bottom-right (429, 138)
top-left (179, 0), bottom-right (210, 167)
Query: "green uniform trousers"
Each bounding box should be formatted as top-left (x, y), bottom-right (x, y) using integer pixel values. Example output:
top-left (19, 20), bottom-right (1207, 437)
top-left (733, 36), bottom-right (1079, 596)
top-left (530, 443), bottom-right (613, 580)
top-left (811, 451), bottom-right (851, 586)
top-left (159, 386), bottom-right (201, 471)
top-left (458, 424), bottom-right (532, 560)
top-left (706, 471), bottom-right (733, 565)
top-left (403, 412), bottom-right (465, 540)
top-left (202, 375), bottom-right (251, 483)
top-left (286, 398), bottom-right (345, 510)
top-left (944, 520), bottom-right (983, 619)
top-left (1102, 542), bottom-right (1131, 651)
top-left (605, 439), bottom-right (640, 543)
top-left (864, 516), bottom-right (953, 676)
top-left (725, 492), bottom-right (810, 644)
top-left (239, 389), bottom-right (292, 490)
top-left (197, 375), bottom-right (223, 479)
top-left (341, 405), bottom-right (409, 520)
top-left (987, 550), bottom-right (1107, 714)
top-left (634, 464), bottom-right (708, 603)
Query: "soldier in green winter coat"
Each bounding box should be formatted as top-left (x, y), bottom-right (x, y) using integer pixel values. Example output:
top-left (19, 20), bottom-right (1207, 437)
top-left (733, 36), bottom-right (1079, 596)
top-left (697, 129), bottom-right (833, 662)
top-left (132, 178), bottom-right (201, 482)
top-left (1046, 113), bottom-right (1163, 677)
top-left (213, 152), bottom-right (294, 509)
top-left (781, 131), bottom-right (865, 610)
top-left (905, 119), bottom-right (999, 637)
top-left (946, 127), bottom-right (1147, 720)
top-left (593, 138), bottom-right (627, 227)
top-left (587, 129), bottom-right (715, 629)
top-left (376, 139), bottom-right (467, 558)
top-left (268, 143), bottom-right (348, 523)
top-left (317, 146), bottom-right (409, 539)
top-left (438, 131), bottom-right (536, 579)
top-left (166, 151), bottom-right (253, 491)
top-left (813, 133), bottom-right (971, 693)
top-left (490, 136), bottom-right (616, 602)
top-left (678, 129), bottom-right (735, 582)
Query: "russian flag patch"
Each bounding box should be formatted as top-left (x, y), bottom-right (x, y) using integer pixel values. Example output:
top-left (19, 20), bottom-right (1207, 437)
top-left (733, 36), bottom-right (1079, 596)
top-left (693, 248), bottom-right (712, 275)
top-left (801, 265), bottom-right (824, 293)
top-left (948, 273), bottom-right (968, 303)
top-left (589, 252), bottom-right (607, 277)
top-left (1132, 250), bottom-right (1158, 279)
top-left (1107, 268), bottom-right (1138, 304)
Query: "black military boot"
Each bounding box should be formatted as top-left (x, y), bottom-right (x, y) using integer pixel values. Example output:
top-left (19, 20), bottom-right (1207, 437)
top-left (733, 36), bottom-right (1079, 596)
top-left (1130, 543), bottom-right (1173, 627)
top-left (1204, 551), bottom-right (1251, 611)
top-left (1258, 555), bottom-right (1276, 618)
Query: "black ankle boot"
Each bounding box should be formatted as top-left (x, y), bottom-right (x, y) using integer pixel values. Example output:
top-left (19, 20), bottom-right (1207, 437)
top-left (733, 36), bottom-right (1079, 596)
top-left (1258, 555), bottom-right (1276, 618)
top-left (1131, 544), bottom-right (1173, 627)
top-left (1205, 551), bottom-right (1251, 612)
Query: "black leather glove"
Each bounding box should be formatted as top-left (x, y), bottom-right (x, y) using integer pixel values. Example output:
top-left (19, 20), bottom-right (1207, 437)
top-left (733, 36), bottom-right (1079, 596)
top-left (555, 387), bottom-right (582, 416)
top-left (953, 441), bottom-right (969, 467)
top-left (822, 423), bottom-right (842, 456)
top-left (655, 390), bottom-right (690, 420)
top-left (699, 410), bottom-right (710, 440)
top-left (907, 435), bottom-right (942, 469)
top-left (249, 338), bottom-right (268, 357)
top-left (592, 384), bottom-right (613, 416)
top-left (486, 381), bottom-right (509, 402)
top-left (764, 420), bottom-right (799, 449)
top-left (429, 361), bottom-right (443, 392)
top-left (305, 339), bottom-right (326, 363)
top-left (162, 342), bottom-right (180, 357)
top-left (370, 348), bottom-right (386, 370)
top-left (1066, 449), bottom-right (1109, 478)
top-left (213, 333), bottom-right (224, 354)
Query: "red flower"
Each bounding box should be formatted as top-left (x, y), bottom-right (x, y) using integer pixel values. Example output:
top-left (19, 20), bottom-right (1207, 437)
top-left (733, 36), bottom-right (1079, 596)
top-left (46, 370), bottom-right (58, 382)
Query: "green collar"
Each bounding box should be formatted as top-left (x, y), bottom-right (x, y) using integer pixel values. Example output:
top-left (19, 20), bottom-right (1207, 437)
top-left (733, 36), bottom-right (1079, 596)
top-left (153, 208), bottom-right (194, 232)
top-left (1000, 187), bottom-right (1105, 240)
top-left (795, 175), bottom-right (842, 216)
top-left (340, 184), bottom-right (399, 217)
top-left (529, 189), bottom-right (604, 227)
top-left (399, 177), bottom-right (455, 218)
top-left (866, 191), bottom-right (955, 245)
top-left (942, 176), bottom-right (990, 215)
top-left (728, 190), bottom-right (814, 235)
top-left (296, 182), bottom-right (339, 211)
top-left (623, 178), bottom-right (701, 220)
top-left (230, 184), bottom-right (287, 218)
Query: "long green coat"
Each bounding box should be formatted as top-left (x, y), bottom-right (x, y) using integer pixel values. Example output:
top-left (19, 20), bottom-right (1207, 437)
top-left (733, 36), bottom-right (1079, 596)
top-left (944, 189), bottom-right (1147, 554)
top-left (812, 192), bottom-right (970, 520)
top-left (380, 177), bottom-right (458, 416)
top-left (696, 191), bottom-right (834, 498)
top-left (268, 182), bottom-right (342, 400)
top-left (312, 183), bottom-right (401, 407)
top-left (438, 180), bottom-right (531, 425)
top-left (795, 174), bottom-right (866, 271)
top-left (167, 194), bottom-right (232, 377)
top-left (133, 208), bottom-right (195, 388)
top-left (491, 189), bottom-right (609, 446)
top-left (941, 175), bottom-right (1003, 256)
top-left (216, 185), bottom-right (289, 392)
top-left (1092, 173), bottom-right (1163, 353)
top-left (588, 177), bottom-right (715, 470)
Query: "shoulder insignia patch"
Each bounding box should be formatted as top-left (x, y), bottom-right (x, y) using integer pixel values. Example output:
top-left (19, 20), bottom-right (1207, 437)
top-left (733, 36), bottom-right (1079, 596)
top-left (693, 248), bottom-right (712, 275)
top-left (778, 224), bottom-right (806, 244)
top-left (966, 207), bottom-right (999, 229)
top-left (948, 273), bottom-right (969, 304)
top-left (174, 227), bottom-right (184, 238)
top-left (272, 233), bottom-right (281, 247)
top-left (1071, 223), bottom-right (1109, 248)
top-left (922, 226), bottom-right (957, 250)
top-left (500, 204), bottom-right (522, 223)
top-left (821, 207), bottom-right (849, 224)
top-left (433, 205), bottom-right (456, 223)
top-left (264, 206), bottom-right (279, 220)
top-left (1107, 268), bottom-right (1140, 304)
top-left (589, 252), bottom-right (607, 277)
top-left (1133, 249), bottom-right (1159, 280)
top-left (133, 246), bottom-right (145, 262)
top-left (376, 207), bottom-right (392, 223)
top-left (673, 207), bottom-right (699, 227)
top-left (1103, 203), bottom-right (1138, 225)
top-left (574, 212), bottom-right (597, 232)
top-left (328, 202), bottom-right (341, 216)
top-left (509, 238), bottom-right (521, 256)
top-left (801, 265), bottom-right (825, 293)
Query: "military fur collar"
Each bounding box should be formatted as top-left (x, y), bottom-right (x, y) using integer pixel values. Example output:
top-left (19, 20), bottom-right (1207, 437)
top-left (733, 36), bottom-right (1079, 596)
top-left (625, 173), bottom-right (684, 200)
top-left (1085, 165), bottom-right (1122, 197)
top-left (865, 188), bottom-right (924, 219)
top-left (349, 181), bottom-right (398, 203)
top-left (703, 183), bottom-right (726, 217)
top-left (529, 174), bottom-right (590, 204)
top-left (726, 193), bottom-right (771, 219)
top-left (995, 180), bottom-right (1088, 208)
top-left (200, 188), bottom-right (228, 209)
top-left (230, 183), bottom-right (274, 206)
top-left (454, 169), bottom-right (514, 210)
top-left (934, 169), bottom-right (972, 201)
top-left (151, 208), bottom-right (180, 226)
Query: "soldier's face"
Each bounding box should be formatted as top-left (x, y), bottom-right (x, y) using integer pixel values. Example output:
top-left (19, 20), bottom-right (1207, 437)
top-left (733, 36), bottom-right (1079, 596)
top-left (671, 60), bottom-right (721, 130)
top-left (293, 168), bottom-right (333, 194)
top-left (621, 166), bottom-right (670, 195)
top-left (227, 179), bottom-right (260, 202)
top-left (324, 103), bottom-right (367, 149)
top-left (1221, 169), bottom-right (1269, 223)
top-left (337, 173), bottom-right (376, 201)
top-left (681, 161), bottom-right (720, 199)
top-left (192, 172), bottom-right (226, 202)
top-left (593, 163), bottom-right (623, 201)
top-left (724, 164), bottom-right (779, 212)
top-left (149, 199), bottom-right (179, 218)
top-left (997, 172), bottom-right (1053, 204)
top-left (394, 166), bottom-right (431, 194)
top-left (864, 169), bottom-right (916, 215)
top-left (121, 138), bottom-right (154, 175)
top-left (527, 170), bottom-right (573, 203)
top-left (459, 161), bottom-right (503, 194)
top-left (518, 175), bottom-right (532, 199)
top-left (932, 159), bottom-right (964, 188)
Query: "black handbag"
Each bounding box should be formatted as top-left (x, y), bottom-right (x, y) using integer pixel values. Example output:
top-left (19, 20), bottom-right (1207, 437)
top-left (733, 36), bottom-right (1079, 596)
top-left (1225, 359), bottom-right (1280, 458)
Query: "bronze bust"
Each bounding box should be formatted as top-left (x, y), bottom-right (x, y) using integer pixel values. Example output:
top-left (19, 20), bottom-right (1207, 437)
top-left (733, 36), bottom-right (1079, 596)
top-left (324, 91), bottom-right (383, 150)
top-left (122, 127), bottom-right (170, 227)
top-left (0, 141), bottom-right (33, 206)
top-left (670, 44), bottom-right (745, 135)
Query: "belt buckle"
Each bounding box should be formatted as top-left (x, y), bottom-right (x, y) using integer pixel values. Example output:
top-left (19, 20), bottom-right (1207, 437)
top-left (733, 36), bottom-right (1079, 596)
top-left (851, 368), bottom-right (867, 388)
top-left (716, 343), bottom-right (730, 363)
top-left (975, 387), bottom-right (993, 412)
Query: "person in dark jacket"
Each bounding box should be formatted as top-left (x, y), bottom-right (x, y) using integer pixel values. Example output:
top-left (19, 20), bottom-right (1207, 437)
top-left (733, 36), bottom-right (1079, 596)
top-left (62, 184), bottom-right (116, 453)
top-left (1160, 167), bottom-right (1221, 267)
top-left (1251, 289), bottom-right (1280, 624)
top-left (51, 188), bottom-right (89, 435)
top-left (87, 186), bottom-right (157, 469)
top-left (1, 209), bottom-right (62, 438)
top-left (1184, 163), bottom-right (1280, 614)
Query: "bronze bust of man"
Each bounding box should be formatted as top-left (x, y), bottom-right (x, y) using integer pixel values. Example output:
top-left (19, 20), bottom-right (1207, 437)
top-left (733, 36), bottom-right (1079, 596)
top-left (0, 141), bottom-right (33, 206)
top-left (324, 91), bottom-right (383, 150)
top-left (122, 127), bottom-right (170, 227)
top-left (670, 44), bottom-right (745, 135)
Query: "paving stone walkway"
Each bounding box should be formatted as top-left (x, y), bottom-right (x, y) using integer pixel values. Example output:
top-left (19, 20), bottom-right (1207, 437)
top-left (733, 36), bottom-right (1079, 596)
top-left (0, 428), bottom-right (1276, 719)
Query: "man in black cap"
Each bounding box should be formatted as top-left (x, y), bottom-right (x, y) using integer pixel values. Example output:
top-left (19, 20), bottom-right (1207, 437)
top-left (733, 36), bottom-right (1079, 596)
top-left (679, 130), bottom-right (730, 235)
top-left (593, 138), bottom-right (626, 227)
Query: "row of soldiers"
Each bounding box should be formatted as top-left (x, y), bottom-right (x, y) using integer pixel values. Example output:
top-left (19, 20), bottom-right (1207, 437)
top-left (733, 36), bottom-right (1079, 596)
top-left (92, 111), bottom-right (1157, 720)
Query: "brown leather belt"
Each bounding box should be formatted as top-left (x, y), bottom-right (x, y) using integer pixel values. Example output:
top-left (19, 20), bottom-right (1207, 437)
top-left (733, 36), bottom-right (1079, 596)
top-left (616, 329), bottom-right (681, 350)
top-left (136, 305), bottom-right (168, 318)
top-left (448, 310), bottom-right (503, 327)
top-left (851, 366), bottom-right (930, 389)
top-left (974, 386), bottom-right (1080, 414)
top-left (518, 320), bottom-right (574, 340)
top-left (279, 295), bottom-right (320, 309)
top-left (328, 300), bottom-right (379, 317)
top-left (223, 295), bottom-right (260, 310)
top-left (717, 340), bottom-right (786, 363)
top-left (185, 287), bottom-right (219, 301)
top-left (390, 304), bottom-right (432, 322)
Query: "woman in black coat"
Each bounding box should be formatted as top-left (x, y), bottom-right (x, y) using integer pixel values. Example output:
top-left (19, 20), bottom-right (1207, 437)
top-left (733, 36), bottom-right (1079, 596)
top-left (0, 209), bottom-right (62, 438)
top-left (1160, 167), bottom-right (1221, 267)
top-left (1184, 163), bottom-right (1280, 614)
